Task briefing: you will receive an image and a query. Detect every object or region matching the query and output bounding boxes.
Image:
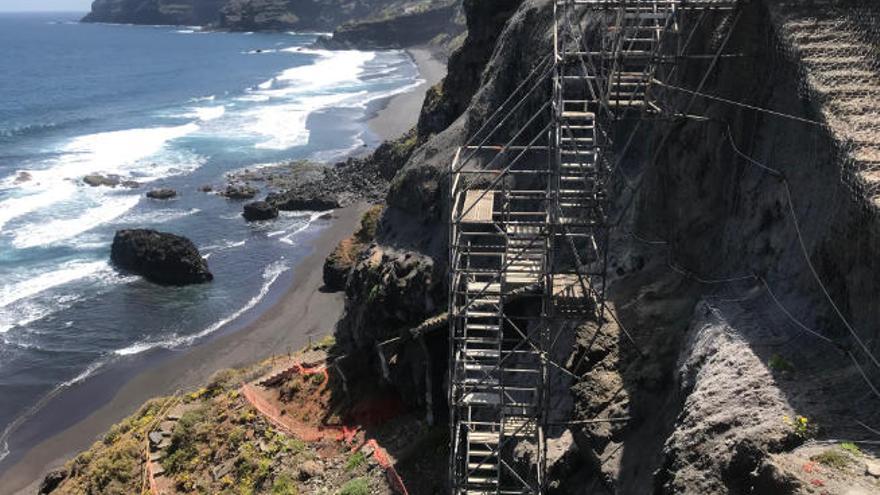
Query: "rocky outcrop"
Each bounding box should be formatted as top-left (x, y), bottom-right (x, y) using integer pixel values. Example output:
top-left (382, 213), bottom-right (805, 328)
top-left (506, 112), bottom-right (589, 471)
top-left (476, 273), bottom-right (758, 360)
top-left (266, 190), bottom-right (339, 211)
top-left (221, 184), bottom-right (258, 200)
top-left (323, 239), bottom-right (356, 291)
top-left (322, 205), bottom-right (382, 291)
top-left (111, 229), bottom-right (213, 285)
top-left (82, 0), bottom-right (227, 25)
top-left (242, 200), bottom-right (278, 221)
top-left (264, 157), bottom-right (389, 210)
top-left (82, 174), bottom-right (140, 189)
top-left (318, 1), bottom-right (462, 50)
top-left (37, 469), bottom-right (67, 495)
top-left (146, 188), bottom-right (177, 200)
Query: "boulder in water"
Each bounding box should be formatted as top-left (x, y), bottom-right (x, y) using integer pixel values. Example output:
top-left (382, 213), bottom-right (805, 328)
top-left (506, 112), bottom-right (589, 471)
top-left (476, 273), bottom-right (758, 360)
top-left (146, 188), bottom-right (177, 200)
top-left (83, 174), bottom-right (120, 188)
top-left (242, 201), bottom-right (278, 221)
top-left (13, 171), bottom-right (32, 184)
top-left (222, 184), bottom-right (258, 200)
top-left (111, 229), bottom-right (213, 285)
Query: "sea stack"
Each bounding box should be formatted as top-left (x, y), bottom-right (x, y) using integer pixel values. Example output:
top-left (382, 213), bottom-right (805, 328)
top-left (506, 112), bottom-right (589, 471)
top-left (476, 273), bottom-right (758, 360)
top-left (111, 229), bottom-right (213, 285)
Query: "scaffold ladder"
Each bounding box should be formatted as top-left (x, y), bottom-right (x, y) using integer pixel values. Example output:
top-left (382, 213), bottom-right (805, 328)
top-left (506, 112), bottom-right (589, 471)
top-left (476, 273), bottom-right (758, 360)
top-left (448, 1), bottom-right (738, 493)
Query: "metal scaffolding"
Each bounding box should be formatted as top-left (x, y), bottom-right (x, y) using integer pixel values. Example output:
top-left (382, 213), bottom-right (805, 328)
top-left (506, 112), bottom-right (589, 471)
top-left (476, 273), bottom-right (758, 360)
top-left (447, 1), bottom-right (739, 493)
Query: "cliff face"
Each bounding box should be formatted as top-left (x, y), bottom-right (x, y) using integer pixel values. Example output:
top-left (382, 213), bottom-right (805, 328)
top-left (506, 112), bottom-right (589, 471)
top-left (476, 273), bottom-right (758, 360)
top-left (82, 0), bottom-right (449, 32)
top-left (318, 1), bottom-right (462, 52)
top-left (336, 0), bottom-right (880, 491)
top-left (82, 0), bottom-right (228, 25)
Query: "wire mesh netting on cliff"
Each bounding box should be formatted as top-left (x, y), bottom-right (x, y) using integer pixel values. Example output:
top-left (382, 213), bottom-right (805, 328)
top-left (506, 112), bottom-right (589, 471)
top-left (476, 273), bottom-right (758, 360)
top-left (773, 0), bottom-right (880, 207)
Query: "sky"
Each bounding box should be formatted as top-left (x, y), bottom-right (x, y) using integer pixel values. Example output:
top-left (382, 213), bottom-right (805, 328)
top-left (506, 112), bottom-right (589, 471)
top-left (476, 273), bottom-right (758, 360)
top-left (0, 0), bottom-right (92, 12)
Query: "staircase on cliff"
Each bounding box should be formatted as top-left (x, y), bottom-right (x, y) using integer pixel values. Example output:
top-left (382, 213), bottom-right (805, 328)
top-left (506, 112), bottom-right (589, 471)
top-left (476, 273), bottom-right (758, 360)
top-left (775, 1), bottom-right (880, 206)
top-left (447, 1), bottom-right (739, 493)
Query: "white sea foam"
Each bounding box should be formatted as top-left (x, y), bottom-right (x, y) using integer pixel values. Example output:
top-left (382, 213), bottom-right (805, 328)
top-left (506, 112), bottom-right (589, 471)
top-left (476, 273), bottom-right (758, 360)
top-left (0, 183), bottom-right (77, 231)
top-left (279, 211), bottom-right (330, 245)
top-left (0, 261), bottom-right (109, 311)
top-left (0, 261), bottom-right (111, 333)
top-left (120, 207), bottom-right (201, 225)
top-left (201, 239), bottom-right (247, 253)
top-left (115, 259), bottom-right (290, 356)
top-left (190, 106), bottom-right (226, 121)
top-left (11, 195), bottom-right (141, 249)
top-left (61, 360), bottom-right (107, 388)
top-left (27, 123), bottom-right (199, 185)
top-left (251, 92), bottom-right (357, 150)
top-left (271, 49), bottom-right (376, 93)
top-left (0, 295), bottom-right (83, 334)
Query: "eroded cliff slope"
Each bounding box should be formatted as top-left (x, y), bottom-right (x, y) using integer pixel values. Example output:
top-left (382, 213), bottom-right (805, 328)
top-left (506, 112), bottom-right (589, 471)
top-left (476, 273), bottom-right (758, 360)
top-left (333, 0), bottom-right (880, 492)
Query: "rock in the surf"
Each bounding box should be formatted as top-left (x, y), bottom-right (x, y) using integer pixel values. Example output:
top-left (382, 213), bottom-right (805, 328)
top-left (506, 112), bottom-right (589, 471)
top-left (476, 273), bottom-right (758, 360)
top-left (221, 183), bottom-right (258, 200)
top-left (265, 188), bottom-right (340, 211)
top-left (146, 188), bottom-right (177, 200)
top-left (242, 201), bottom-right (278, 221)
top-left (111, 229), bottom-right (213, 285)
top-left (13, 171), bottom-right (32, 184)
top-left (83, 174), bottom-right (120, 188)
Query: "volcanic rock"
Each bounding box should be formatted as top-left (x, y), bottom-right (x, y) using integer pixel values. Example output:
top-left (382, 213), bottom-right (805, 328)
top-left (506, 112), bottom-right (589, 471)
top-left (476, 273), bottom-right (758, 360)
top-left (222, 184), bottom-right (258, 200)
top-left (13, 171), bottom-right (32, 184)
top-left (266, 189), bottom-right (340, 211)
top-left (111, 229), bottom-right (213, 285)
top-left (242, 201), bottom-right (278, 221)
top-left (83, 174), bottom-right (120, 188)
top-left (146, 188), bottom-right (177, 200)
top-left (38, 469), bottom-right (67, 494)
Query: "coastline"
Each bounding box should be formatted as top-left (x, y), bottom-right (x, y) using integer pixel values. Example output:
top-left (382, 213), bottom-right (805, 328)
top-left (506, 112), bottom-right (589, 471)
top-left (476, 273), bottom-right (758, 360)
top-left (0, 42), bottom-right (442, 495)
top-left (367, 47), bottom-right (447, 141)
top-left (0, 204), bottom-right (366, 495)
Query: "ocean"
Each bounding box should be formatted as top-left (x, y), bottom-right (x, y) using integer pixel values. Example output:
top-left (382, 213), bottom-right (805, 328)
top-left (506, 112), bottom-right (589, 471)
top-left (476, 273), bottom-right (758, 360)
top-left (0, 12), bottom-right (421, 463)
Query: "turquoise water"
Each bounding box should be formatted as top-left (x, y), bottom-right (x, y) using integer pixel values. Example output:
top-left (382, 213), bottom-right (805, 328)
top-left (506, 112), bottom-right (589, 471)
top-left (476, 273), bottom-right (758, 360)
top-left (0, 12), bottom-right (421, 461)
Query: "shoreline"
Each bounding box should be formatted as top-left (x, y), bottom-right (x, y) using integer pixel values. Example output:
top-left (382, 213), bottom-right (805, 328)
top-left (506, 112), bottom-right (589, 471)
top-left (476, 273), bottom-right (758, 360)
top-left (0, 43), bottom-right (442, 495)
top-left (0, 204), bottom-right (366, 495)
top-left (367, 47), bottom-right (447, 141)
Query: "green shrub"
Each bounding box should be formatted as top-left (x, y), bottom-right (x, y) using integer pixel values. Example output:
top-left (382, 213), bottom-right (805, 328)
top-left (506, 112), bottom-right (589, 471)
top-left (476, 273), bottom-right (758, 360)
top-left (355, 205), bottom-right (384, 243)
top-left (163, 407), bottom-right (208, 473)
top-left (272, 474), bottom-right (299, 495)
top-left (338, 478), bottom-right (371, 495)
top-left (345, 451), bottom-right (367, 472)
top-left (811, 449), bottom-right (850, 469)
top-left (840, 441), bottom-right (861, 455)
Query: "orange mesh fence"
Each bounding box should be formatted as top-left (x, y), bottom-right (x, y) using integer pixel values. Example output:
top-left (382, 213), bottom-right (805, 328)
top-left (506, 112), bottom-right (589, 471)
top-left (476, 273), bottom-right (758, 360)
top-left (366, 438), bottom-right (410, 495)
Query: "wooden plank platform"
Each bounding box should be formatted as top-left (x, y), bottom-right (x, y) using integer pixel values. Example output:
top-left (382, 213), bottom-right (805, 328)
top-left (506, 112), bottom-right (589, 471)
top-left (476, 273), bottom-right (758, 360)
top-left (553, 274), bottom-right (589, 300)
top-left (462, 190), bottom-right (495, 223)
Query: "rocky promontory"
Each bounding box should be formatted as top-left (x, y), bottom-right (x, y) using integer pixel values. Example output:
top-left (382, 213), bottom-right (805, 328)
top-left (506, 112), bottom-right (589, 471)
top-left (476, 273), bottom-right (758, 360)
top-left (82, 0), bottom-right (227, 26)
top-left (111, 229), bottom-right (213, 285)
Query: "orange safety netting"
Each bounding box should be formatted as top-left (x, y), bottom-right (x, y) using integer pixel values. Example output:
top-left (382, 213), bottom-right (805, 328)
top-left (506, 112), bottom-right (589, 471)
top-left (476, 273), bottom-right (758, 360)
top-left (240, 362), bottom-right (410, 494)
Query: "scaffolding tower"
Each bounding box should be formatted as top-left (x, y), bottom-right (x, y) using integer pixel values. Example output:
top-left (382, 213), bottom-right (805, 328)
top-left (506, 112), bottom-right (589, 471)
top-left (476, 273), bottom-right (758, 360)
top-left (448, 1), bottom-right (739, 493)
